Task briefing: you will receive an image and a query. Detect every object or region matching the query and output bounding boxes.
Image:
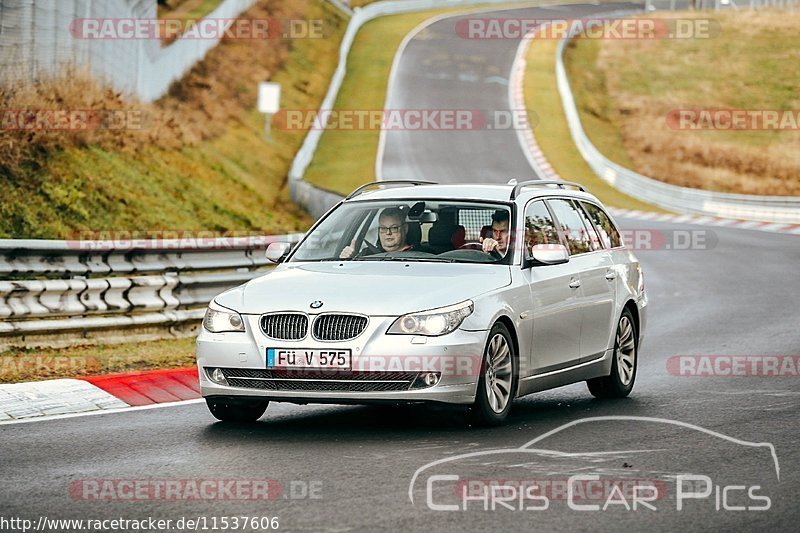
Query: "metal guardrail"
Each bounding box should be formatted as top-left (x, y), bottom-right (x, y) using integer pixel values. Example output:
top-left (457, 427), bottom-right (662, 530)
top-left (554, 18), bottom-right (800, 224)
top-left (0, 234), bottom-right (302, 347)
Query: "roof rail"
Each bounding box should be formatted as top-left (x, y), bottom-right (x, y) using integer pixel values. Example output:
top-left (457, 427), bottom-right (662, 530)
top-left (345, 180), bottom-right (437, 200)
top-left (510, 180), bottom-right (587, 200)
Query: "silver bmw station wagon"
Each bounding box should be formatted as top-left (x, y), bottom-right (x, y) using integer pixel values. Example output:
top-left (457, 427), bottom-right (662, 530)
top-left (196, 180), bottom-right (647, 425)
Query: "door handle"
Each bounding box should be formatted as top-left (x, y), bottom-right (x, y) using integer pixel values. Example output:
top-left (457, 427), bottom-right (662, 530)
top-left (569, 279), bottom-right (581, 289)
top-left (605, 270), bottom-right (617, 281)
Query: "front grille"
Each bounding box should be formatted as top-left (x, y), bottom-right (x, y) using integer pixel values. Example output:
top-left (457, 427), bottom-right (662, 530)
top-left (312, 314), bottom-right (368, 341)
top-left (214, 367), bottom-right (416, 393)
top-left (260, 313), bottom-right (308, 340)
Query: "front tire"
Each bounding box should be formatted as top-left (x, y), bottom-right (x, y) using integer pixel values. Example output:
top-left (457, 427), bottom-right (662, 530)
top-left (587, 308), bottom-right (637, 398)
top-left (470, 322), bottom-right (517, 426)
top-left (206, 398), bottom-right (269, 422)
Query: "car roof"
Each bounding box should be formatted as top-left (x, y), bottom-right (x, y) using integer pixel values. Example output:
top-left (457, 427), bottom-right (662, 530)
top-left (347, 183), bottom-right (601, 204)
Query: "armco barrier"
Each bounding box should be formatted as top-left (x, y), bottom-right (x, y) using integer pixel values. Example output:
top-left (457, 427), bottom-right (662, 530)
top-left (554, 24), bottom-right (800, 224)
top-left (0, 234), bottom-right (302, 348)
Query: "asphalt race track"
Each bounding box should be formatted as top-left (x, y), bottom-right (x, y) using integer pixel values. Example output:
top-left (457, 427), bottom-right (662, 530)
top-left (1, 3), bottom-right (798, 532)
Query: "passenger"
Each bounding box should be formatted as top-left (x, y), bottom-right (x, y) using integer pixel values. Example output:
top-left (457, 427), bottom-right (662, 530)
top-left (481, 210), bottom-right (510, 256)
top-left (340, 207), bottom-right (413, 258)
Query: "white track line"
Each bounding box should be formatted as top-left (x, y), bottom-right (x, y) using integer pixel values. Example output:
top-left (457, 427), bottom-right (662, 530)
top-left (376, 2), bottom-right (564, 181)
top-left (0, 398), bottom-right (205, 426)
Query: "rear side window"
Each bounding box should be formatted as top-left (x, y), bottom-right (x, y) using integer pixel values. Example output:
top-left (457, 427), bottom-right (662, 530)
top-left (546, 198), bottom-right (594, 256)
top-left (523, 201), bottom-right (562, 254)
top-left (581, 201), bottom-right (623, 249)
top-left (572, 201), bottom-right (604, 251)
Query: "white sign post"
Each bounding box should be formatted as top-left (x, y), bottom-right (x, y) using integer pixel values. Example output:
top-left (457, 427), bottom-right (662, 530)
top-left (257, 82), bottom-right (281, 140)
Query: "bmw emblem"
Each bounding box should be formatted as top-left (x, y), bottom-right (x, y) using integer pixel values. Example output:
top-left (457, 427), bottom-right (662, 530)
top-left (310, 300), bottom-right (324, 309)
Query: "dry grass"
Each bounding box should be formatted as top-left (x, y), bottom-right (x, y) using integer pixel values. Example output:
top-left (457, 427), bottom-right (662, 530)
top-left (572, 9), bottom-right (800, 196)
top-left (0, 72), bottom-right (184, 179)
top-left (0, 0), bottom-right (345, 238)
top-left (0, 338), bottom-right (196, 383)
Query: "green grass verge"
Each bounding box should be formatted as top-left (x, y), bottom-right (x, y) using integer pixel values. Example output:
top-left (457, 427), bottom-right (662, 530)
top-left (304, 9), bottom-right (449, 195)
top-left (0, 338), bottom-right (196, 383)
top-left (523, 38), bottom-right (666, 212)
top-left (304, 3), bottom-right (540, 196)
top-left (157, 0), bottom-right (224, 20)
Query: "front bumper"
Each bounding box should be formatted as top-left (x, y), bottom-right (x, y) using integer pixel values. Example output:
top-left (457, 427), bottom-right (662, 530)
top-left (196, 315), bottom-right (487, 405)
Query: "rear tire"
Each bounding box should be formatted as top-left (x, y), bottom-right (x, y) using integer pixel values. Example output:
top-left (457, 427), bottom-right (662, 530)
top-left (587, 308), bottom-right (637, 399)
top-left (470, 322), bottom-right (517, 426)
top-left (206, 398), bottom-right (269, 422)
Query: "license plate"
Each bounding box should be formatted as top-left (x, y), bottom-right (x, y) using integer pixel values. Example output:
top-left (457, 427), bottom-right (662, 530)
top-left (267, 348), bottom-right (351, 370)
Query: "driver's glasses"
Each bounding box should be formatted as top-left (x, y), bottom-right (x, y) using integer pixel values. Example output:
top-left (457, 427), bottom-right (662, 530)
top-left (493, 229), bottom-right (508, 238)
top-left (379, 224), bottom-right (404, 234)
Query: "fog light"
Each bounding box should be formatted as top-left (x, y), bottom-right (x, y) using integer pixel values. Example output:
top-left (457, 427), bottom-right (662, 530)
top-left (422, 372), bottom-right (440, 387)
top-left (208, 367), bottom-right (228, 385)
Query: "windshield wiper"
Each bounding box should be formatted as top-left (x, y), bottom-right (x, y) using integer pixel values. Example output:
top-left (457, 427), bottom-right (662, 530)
top-left (352, 255), bottom-right (456, 263)
top-left (402, 257), bottom-right (457, 263)
top-left (351, 255), bottom-right (398, 262)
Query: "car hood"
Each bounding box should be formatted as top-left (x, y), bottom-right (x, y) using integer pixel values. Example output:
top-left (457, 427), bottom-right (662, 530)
top-left (216, 261), bottom-right (511, 316)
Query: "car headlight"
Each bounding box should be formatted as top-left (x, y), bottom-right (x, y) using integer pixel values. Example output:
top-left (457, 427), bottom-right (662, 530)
top-left (387, 300), bottom-right (474, 336)
top-left (203, 301), bottom-right (245, 333)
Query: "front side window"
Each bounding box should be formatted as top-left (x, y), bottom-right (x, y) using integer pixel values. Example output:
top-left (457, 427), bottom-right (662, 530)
top-left (289, 200), bottom-right (513, 264)
top-left (546, 198), bottom-right (594, 256)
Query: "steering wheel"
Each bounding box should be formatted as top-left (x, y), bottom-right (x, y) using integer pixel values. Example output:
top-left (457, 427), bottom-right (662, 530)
top-left (361, 239), bottom-right (381, 255)
top-left (457, 242), bottom-right (502, 260)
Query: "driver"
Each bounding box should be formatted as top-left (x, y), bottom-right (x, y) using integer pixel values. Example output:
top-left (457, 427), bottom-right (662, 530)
top-left (340, 207), bottom-right (414, 258)
top-left (481, 210), bottom-right (510, 256)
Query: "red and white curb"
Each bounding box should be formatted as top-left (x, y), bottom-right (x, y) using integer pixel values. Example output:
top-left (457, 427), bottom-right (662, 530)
top-left (606, 207), bottom-right (800, 235)
top-left (510, 26), bottom-right (560, 182)
top-left (0, 368), bottom-right (200, 422)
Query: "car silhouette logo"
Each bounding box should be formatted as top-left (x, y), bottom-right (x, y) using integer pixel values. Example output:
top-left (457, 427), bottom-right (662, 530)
top-left (310, 300), bottom-right (324, 309)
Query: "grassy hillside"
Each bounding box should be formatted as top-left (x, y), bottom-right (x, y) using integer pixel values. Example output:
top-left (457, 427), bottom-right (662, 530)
top-left (0, 0), bottom-right (346, 238)
top-left (304, 3), bottom-right (538, 196)
top-left (565, 9), bottom-right (800, 196)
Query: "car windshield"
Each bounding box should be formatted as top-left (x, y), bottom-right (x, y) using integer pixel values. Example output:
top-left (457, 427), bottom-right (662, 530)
top-left (289, 199), bottom-right (513, 264)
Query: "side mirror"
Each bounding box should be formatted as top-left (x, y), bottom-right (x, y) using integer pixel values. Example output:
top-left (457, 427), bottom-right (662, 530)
top-left (525, 244), bottom-right (569, 267)
top-left (266, 242), bottom-right (292, 263)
